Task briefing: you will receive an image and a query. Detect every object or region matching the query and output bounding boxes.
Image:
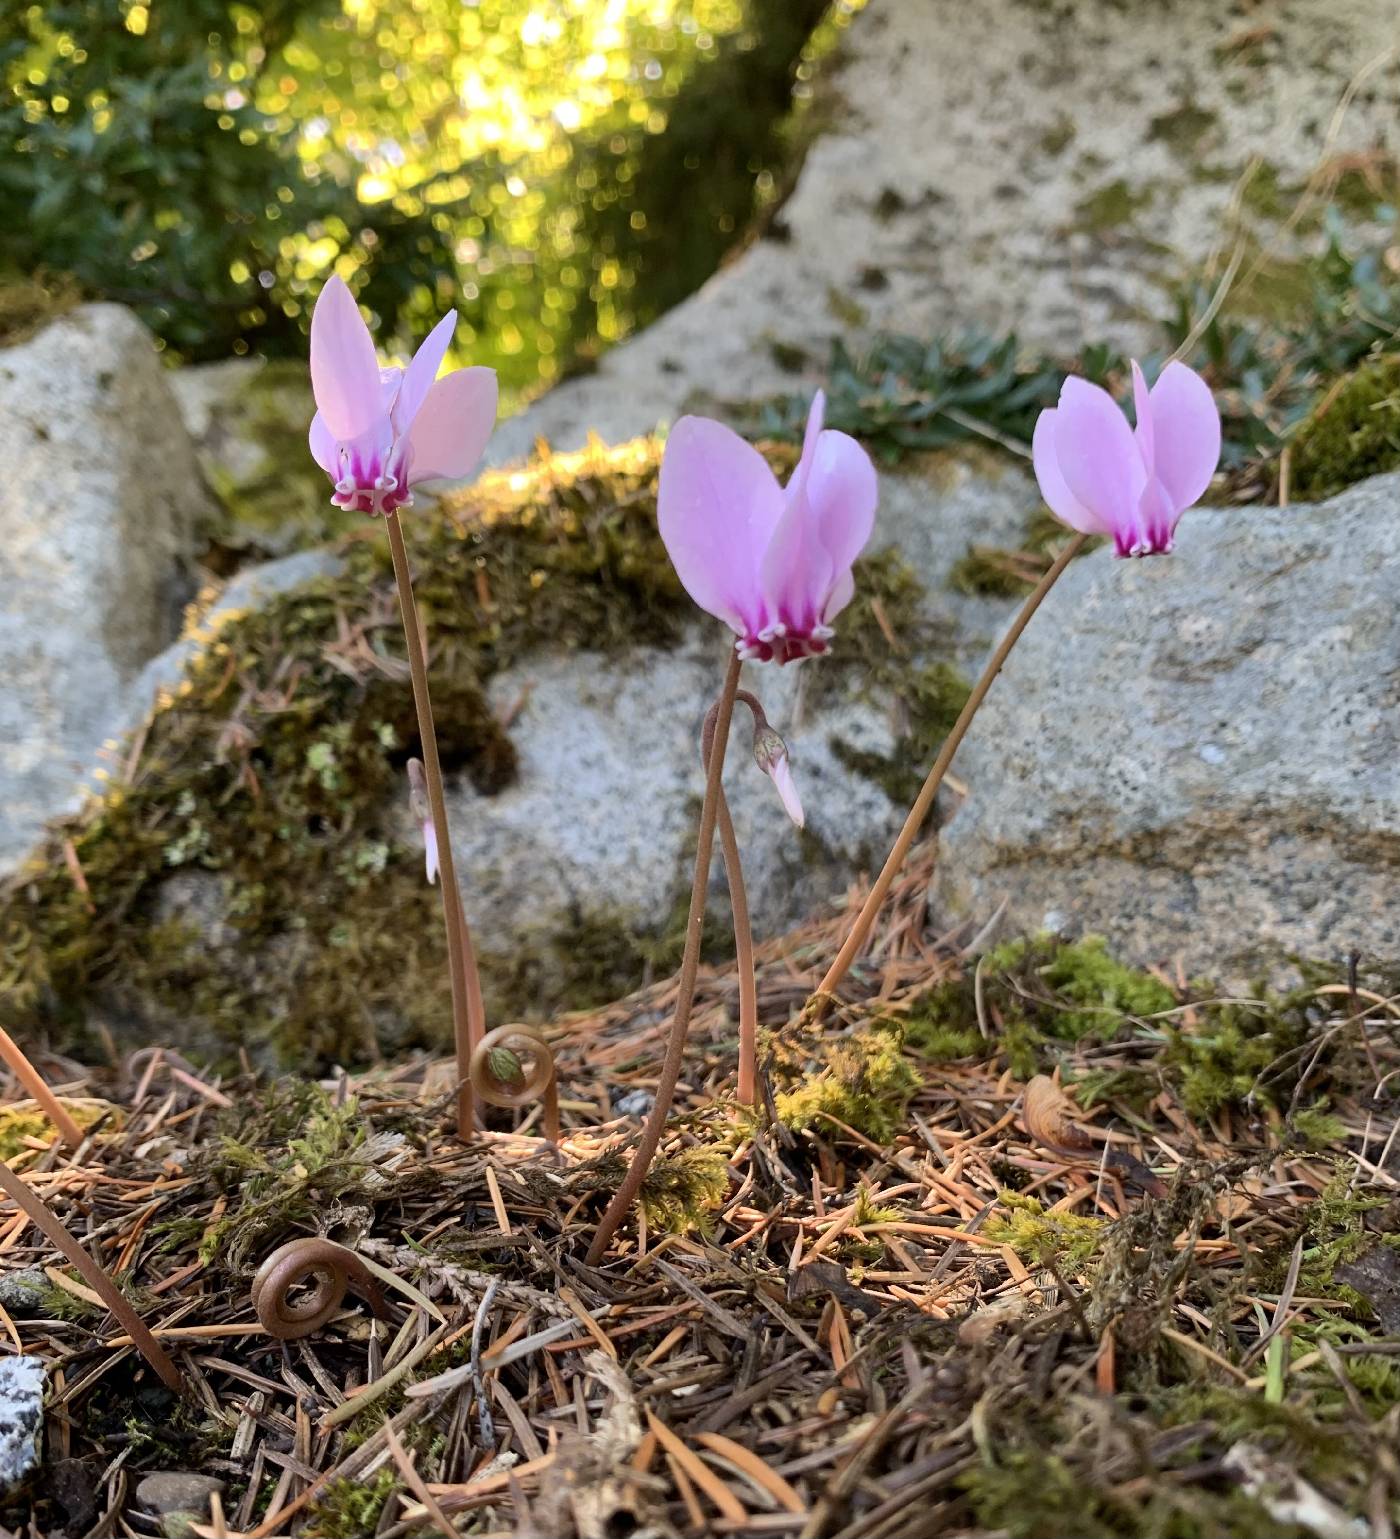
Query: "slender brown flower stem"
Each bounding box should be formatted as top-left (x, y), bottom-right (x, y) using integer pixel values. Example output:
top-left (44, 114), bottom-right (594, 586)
top-left (586, 648), bottom-right (744, 1266)
top-left (701, 696), bottom-right (761, 1106)
top-left (0, 1160), bottom-right (183, 1392)
top-left (812, 533), bottom-right (1088, 1012)
top-left (384, 510), bottom-right (485, 1139)
top-left (0, 1027), bottom-right (84, 1148)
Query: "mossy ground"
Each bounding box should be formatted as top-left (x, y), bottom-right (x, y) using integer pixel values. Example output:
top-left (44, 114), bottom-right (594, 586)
top-left (10, 914), bottom-right (1396, 1538)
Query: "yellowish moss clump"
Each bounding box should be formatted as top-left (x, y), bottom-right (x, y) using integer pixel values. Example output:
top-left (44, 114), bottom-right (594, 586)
top-left (0, 1100), bottom-right (112, 1160)
top-left (983, 1193), bottom-right (1106, 1272)
top-left (773, 1021), bottom-right (918, 1143)
top-left (640, 1146), bottom-right (730, 1234)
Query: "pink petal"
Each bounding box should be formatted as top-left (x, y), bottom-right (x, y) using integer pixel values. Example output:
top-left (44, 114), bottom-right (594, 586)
top-left (1031, 409), bottom-right (1104, 535)
top-left (404, 367), bottom-right (498, 484)
top-left (766, 752), bottom-right (805, 829)
top-left (309, 276), bottom-right (385, 442)
top-left (1148, 360), bottom-right (1221, 513)
top-left (393, 312), bottom-right (458, 436)
top-left (759, 487), bottom-right (835, 636)
top-left (785, 389), bottom-right (826, 511)
top-left (807, 428), bottom-right (877, 577)
top-left (658, 416), bottom-right (785, 636)
top-left (1131, 360), bottom-right (1154, 474)
top-left (423, 820), bottom-right (439, 885)
top-left (309, 411), bottom-right (339, 476)
top-left (1051, 377), bottom-right (1146, 540)
top-left (822, 567), bottom-right (855, 625)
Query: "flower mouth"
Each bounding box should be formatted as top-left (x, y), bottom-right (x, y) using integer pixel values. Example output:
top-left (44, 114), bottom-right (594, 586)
top-left (736, 621), bottom-right (835, 665)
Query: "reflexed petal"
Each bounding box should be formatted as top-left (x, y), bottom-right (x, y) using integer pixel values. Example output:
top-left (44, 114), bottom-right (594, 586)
top-left (785, 389), bottom-right (827, 511)
top-left (822, 567), bottom-right (855, 625)
top-left (1148, 360), bottom-right (1221, 513)
top-left (1131, 360), bottom-right (1154, 473)
top-left (807, 428), bottom-right (877, 576)
top-left (766, 753), bottom-right (805, 829)
top-left (309, 276), bottom-right (384, 441)
top-left (394, 312), bottom-right (457, 436)
top-left (1051, 377), bottom-right (1146, 537)
top-left (404, 367), bottom-right (498, 484)
top-left (309, 411), bottom-right (340, 476)
top-left (1031, 410), bottom-right (1104, 535)
top-left (658, 415), bottom-right (785, 635)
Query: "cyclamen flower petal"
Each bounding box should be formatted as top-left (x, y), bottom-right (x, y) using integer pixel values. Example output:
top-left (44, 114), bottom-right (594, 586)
top-left (423, 819), bottom-right (440, 886)
top-left (307, 276), bottom-right (497, 516)
top-left (1031, 360), bottom-right (1221, 557)
top-left (657, 391), bottom-right (877, 663)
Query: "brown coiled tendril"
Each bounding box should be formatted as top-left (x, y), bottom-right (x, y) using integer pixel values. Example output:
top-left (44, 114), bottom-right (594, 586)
top-left (251, 1238), bottom-right (391, 1340)
top-left (468, 1025), bottom-right (560, 1143)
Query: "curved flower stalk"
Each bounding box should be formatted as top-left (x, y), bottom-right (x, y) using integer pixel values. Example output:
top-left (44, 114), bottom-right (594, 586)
top-left (812, 359), bottom-right (1221, 1011)
top-left (469, 1026), bottom-right (560, 1144)
top-left (310, 278), bottom-right (497, 1141)
top-left (702, 692), bottom-right (804, 1107)
top-left (586, 400), bottom-right (874, 1265)
top-left (658, 391), bottom-right (877, 663)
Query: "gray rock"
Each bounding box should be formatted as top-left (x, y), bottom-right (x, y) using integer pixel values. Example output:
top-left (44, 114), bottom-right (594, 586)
top-left (0, 1356), bottom-right (44, 1488)
top-left (488, 0), bottom-right (1400, 466)
top-left (137, 1471), bottom-right (226, 1539)
top-left (442, 631), bottom-right (904, 952)
top-left (130, 547), bottom-right (345, 717)
top-left (0, 1269), bottom-right (50, 1317)
top-left (0, 305), bottom-right (208, 874)
top-left (932, 477), bottom-right (1400, 984)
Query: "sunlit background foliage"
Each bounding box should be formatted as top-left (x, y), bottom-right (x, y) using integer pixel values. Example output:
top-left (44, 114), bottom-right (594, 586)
top-left (1, 0), bottom-right (852, 400)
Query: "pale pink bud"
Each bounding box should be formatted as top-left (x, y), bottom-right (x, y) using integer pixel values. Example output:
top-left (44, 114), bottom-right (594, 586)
top-left (753, 727), bottom-right (804, 829)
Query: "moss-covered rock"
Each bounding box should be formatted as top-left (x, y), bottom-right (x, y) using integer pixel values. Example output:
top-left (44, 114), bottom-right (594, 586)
top-left (1289, 354), bottom-right (1400, 500)
top-left (2, 436), bottom-right (963, 1068)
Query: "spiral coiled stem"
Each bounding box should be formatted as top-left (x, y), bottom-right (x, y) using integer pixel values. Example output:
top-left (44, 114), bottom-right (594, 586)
top-left (469, 1025), bottom-right (560, 1143)
top-left (251, 1238), bottom-right (390, 1340)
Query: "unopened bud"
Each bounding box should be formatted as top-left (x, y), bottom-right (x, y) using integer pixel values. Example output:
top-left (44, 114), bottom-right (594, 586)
top-left (753, 727), bottom-right (805, 829)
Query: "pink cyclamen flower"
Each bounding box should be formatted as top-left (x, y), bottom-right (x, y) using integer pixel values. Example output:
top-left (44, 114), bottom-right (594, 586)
top-left (658, 390), bottom-right (877, 663)
top-left (1032, 360), bottom-right (1221, 557)
top-left (308, 275), bottom-right (498, 516)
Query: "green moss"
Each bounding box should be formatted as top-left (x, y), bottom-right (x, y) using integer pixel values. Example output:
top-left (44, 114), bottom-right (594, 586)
top-left (1074, 178), bottom-right (1151, 233)
top-left (984, 1193), bottom-right (1106, 1272)
top-left (773, 1021), bottom-right (918, 1143)
top-left (303, 1470), bottom-right (398, 1539)
top-left (988, 934), bottom-right (1176, 1043)
top-left (903, 982), bottom-right (985, 1062)
top-left (639, 1146), bottom-right (730, 1235)
top-left (1038, 114), bottom-right (1076, 157)
top-left (1290, 1103), bottom-right (1348, 1151)
top-left (1163, 989), bottom-right (1320, 1120)
top-left (201, 362), bottom-right (359, 559)
top-left (960, 1446), bottom-right (1289, 1539)
top-left (1289, 354), bottom-right (1400, 500)
top-left (0, 272), bottom-right (81, 346)
top-left (1147, 103), bottom-right (1218, 157)
top-left (949, 508), bottom-right (1099, 598)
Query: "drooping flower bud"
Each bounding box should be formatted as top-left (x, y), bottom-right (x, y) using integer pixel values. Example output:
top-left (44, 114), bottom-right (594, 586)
top-left (752, 726), bottom-right (804, 829)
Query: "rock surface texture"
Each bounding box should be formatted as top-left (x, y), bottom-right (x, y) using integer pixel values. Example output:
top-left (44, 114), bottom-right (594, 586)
top-left (932, 478), bottom-right (1400, 982)
top-left (490, 0), bottom-right (1400, 463)
top-left (0, 305), bottom-right (207, 873)
top-left (0, 1356), bottom-right (43, 1489)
